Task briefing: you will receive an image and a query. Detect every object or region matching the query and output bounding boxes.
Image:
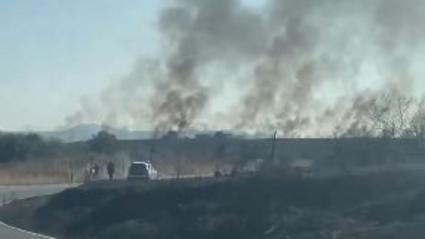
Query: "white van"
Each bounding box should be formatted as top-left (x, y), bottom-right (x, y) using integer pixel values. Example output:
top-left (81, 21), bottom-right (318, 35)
top-left (128, 161), bottom-right (158, 180)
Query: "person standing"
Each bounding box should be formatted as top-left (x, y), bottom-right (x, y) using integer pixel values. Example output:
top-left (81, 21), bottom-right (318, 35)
top-left (107, 161), bottom-right (115, 181)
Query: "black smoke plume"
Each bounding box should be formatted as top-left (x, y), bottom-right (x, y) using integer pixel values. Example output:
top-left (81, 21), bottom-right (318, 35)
top-left (66, 0), bottom-right (425, 137)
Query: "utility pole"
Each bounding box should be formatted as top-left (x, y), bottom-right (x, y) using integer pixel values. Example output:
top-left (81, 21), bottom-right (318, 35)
top-left (270, 131), bottom-right (277, 164)
top-left (148, 141), bottom-right (155, 163)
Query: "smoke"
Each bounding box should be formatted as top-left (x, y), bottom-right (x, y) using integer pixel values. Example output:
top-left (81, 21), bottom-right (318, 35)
top-left (151, 0), bottom-right (268, 135)
top-left (235, 0), bottom-right (425, 136)
top-left (66, 0), bottom-right (425, 137)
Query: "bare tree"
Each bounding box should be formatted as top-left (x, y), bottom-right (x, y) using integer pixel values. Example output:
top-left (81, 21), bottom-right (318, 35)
top-left (367, 92), bottom-right (415, 138)
top-left (396, 95), bottom-right (415, 137)
top-left (408, 97), bottom-right (425, 147)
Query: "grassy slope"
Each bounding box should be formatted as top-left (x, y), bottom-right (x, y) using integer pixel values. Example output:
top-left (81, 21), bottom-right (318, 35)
top-left (2, 171), bottom-right (425, 239)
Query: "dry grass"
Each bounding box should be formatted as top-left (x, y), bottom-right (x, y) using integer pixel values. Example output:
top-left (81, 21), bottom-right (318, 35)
top-left (0, 160), bottom-right (74, 185)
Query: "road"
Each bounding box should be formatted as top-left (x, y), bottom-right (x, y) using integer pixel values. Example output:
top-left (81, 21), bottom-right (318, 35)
top-left (0, 184), bottom-right (74, 239)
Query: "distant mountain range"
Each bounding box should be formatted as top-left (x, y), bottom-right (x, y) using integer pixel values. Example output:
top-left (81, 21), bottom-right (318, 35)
top-left (39, 124), bottom-right (153, 142)
top-left (2, 124), bottom-right (267, 143)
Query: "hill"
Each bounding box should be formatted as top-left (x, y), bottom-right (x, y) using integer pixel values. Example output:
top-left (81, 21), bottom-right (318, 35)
top-left (2, 170), bottom-right (425, 239)
top-left (39, 124), bottom-right (152, 142)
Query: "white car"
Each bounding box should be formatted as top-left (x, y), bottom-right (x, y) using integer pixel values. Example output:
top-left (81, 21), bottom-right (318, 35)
top-left (128, 161), bottom-right (158, 180)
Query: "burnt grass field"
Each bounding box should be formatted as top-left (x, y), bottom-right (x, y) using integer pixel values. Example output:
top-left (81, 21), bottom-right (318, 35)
top-left (2, 170), bottom-right (425, 239)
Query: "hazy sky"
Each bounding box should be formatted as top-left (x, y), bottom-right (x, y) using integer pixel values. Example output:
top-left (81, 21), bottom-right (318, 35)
top-left (1, 0), bottom-right (423, 134)
top-left (0, 1), bottom-right (158, 131)
top-left (0, 0), bottom-right (265, 131)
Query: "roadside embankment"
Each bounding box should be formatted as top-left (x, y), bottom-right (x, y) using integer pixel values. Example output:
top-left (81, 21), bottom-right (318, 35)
top-left (2, 171), bottom-right (425, 239)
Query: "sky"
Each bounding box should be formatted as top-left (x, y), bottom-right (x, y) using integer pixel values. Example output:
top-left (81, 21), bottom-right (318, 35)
top-left (0, 0), bottom-right (265, 131)
top-left (1, 0), bottom-right (423, 134)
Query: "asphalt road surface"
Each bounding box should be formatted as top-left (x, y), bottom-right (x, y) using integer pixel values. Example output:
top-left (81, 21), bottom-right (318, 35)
top-left (0, 184), bottom-right (74, 239)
